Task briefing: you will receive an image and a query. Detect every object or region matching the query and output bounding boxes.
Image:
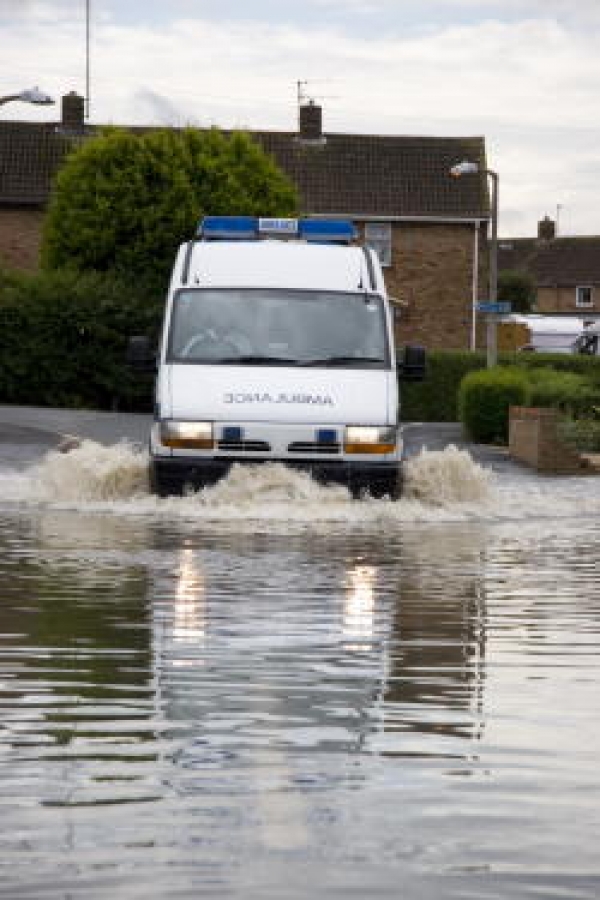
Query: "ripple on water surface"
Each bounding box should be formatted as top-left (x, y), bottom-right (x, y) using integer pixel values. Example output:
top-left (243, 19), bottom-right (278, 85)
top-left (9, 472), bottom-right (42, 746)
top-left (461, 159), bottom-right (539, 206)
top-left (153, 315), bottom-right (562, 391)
top-left (0, 442), bottom-right (599, 898)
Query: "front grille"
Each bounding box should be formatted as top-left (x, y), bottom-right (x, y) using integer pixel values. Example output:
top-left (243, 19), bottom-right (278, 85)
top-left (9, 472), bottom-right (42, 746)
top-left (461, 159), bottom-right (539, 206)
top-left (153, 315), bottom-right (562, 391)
top-left (218, 440), bottom-right (271, 452)
top-left (287, 442), bottom-right (341, 455)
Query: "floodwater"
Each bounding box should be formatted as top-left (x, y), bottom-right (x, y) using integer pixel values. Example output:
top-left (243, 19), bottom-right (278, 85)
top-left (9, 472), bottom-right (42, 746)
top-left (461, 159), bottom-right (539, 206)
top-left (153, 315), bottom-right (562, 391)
top-left (0, 436), bottom-right (599, 899)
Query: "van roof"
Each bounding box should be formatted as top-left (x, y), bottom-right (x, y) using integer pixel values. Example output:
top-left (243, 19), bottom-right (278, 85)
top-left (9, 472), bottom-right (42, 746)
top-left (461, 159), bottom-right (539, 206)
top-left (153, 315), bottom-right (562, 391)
top-left (172, 239), bottom-right (384, 294)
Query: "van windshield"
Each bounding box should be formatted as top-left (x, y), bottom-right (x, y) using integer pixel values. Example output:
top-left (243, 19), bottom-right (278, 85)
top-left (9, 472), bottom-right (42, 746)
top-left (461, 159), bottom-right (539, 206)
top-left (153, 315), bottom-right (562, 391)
top-left (167, 289), bottom-right (391, 367)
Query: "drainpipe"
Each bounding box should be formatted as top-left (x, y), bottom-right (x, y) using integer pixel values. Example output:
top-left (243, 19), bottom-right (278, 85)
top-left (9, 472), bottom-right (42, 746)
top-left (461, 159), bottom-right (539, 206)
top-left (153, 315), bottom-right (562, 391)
top-left (471, 221), bottom-right (480, 351)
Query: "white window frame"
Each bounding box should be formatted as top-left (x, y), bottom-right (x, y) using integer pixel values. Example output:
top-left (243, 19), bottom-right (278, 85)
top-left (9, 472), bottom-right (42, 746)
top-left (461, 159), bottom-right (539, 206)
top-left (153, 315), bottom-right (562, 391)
top-left (364, 222), bottom-right (392, 267)
top-left (576, 285), bottom-right (594, 308)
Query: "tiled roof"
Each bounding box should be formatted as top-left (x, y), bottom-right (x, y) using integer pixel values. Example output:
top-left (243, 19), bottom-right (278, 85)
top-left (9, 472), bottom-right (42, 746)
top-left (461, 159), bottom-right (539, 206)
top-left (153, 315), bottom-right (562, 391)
top-left (499, 237), bottom-right (600, 286)
top-left (0, 122), bottom-right (76, 205)
top-left (0, 119), bottom-right (488, 219)
top-left (253, 131), bottom-right (488, 219)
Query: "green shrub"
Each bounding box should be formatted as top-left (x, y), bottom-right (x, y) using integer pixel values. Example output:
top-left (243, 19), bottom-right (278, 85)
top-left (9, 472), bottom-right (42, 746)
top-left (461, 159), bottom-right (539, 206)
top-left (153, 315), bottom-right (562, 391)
top-left (0, 267), bottom-right (161, 409)
top-left (458, 367), bottom-right (529, 443)
top-left (558, 417), bottom-right (600, 452)
top-left (503, 351), bottom-right (600, 388)
top-left (401, 350), bottom-right (600, 423)
top-left (525, 367), bottom-right (599, 418)
top-left (41, 127), bottom-right (298, 288)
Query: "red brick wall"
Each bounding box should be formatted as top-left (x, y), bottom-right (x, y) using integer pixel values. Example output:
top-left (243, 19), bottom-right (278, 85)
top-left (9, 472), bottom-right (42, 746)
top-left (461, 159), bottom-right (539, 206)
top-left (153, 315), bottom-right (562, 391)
top-left (0, 208), bottom-right (44, 272)
top-left (362, 221), bottom-right (487, 351)
top-left (536, 285), bottom-right (599, 315)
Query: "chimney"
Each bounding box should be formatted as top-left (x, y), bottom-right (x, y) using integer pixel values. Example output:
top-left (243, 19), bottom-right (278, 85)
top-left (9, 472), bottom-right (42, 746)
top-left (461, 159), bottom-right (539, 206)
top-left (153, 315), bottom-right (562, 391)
top-left (61, 92), bottom-right (85, 132)
top-left (538, 216), bottom-right (556, 241)
top-left (299, 101), bottom-right (323, 141)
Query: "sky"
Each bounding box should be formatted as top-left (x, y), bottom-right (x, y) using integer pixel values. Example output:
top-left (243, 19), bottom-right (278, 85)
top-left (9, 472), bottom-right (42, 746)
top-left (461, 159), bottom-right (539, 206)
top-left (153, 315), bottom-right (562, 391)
top-left (2, 1), bottom-right (599, 236)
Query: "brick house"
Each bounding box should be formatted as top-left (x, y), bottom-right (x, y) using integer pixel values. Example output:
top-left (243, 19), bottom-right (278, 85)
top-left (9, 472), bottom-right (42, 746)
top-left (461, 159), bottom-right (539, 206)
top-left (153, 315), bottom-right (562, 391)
top-left (499, 216), bottom-right (600, 321)
top-left (0, 93), bottom-right (491, 349)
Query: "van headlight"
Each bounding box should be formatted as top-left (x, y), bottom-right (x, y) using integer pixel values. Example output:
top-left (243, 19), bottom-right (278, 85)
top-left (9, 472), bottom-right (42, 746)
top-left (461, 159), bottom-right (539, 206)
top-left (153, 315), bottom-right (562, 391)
top-left (160, 420), bottom-right (214, 450)
top-left (344, 425), bottom-right (396, 454)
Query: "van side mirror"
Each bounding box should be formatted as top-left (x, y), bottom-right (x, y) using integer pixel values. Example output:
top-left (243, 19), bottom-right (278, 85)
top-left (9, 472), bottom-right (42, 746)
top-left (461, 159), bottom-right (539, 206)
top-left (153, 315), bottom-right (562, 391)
top-left (127, 335), bottom-right (155, 371)
top-left (397, 344), bottom-right (426, 381)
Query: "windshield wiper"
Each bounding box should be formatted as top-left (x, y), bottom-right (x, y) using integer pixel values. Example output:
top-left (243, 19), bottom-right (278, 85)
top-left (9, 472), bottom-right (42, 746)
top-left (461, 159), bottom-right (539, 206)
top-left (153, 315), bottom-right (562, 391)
top-left (298, 355), bottom-right (386, 367)
top-left (208, 354), bottom-right (300, 365)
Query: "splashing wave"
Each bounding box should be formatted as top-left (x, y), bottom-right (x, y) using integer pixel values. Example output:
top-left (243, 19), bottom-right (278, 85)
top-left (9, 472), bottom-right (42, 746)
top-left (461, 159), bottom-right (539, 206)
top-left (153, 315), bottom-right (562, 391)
top-left (1, 438), bottom-right (598, 525)
top-left (405, 445), bottom-right (492, 505)
top-left (32, 439), bottom-right (149, 501)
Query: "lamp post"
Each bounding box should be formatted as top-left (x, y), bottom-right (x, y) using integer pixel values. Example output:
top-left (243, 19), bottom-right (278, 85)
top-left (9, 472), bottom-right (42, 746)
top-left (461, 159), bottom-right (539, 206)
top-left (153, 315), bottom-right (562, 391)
top-left (451, 160), bottom-right (499, 367)
top-left (0, 87), bottom-right (55, 107)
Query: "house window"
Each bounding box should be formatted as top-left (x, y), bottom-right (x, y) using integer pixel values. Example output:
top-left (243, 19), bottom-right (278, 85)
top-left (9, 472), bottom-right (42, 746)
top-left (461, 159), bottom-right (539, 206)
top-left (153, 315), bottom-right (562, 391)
top-left (576, 286), bottom-right (593, 307)
top-left (365, 222), bottom-right (392, 267)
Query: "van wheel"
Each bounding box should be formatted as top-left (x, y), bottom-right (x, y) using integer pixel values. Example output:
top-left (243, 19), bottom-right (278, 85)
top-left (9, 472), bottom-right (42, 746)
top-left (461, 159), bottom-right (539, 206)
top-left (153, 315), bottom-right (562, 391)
top-left (149, 461), bottom-right (171, 497)
top-left (388, 469), bottom-right (403, 500)
top-left (352, 468), bottom-right (403, 500)
top-left (376, 470), bottom-right (402, 500)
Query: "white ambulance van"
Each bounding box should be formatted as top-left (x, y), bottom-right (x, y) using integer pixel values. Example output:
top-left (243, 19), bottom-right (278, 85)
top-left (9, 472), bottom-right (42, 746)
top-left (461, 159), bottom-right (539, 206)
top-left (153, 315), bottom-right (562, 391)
top-left (129, 216), bottom-right (425, 498)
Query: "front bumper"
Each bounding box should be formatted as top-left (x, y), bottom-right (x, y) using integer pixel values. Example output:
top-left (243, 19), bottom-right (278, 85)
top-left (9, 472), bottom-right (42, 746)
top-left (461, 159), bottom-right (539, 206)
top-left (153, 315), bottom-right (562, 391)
top-left (150, 455), bottom-right (402, 499)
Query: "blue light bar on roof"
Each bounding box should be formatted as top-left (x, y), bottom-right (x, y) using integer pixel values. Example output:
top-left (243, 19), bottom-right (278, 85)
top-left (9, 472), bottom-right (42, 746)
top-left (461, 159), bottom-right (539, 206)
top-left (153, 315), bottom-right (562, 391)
top-left (197, 216), bottom-right (258, 240)
top-left (299, 219), bottom-right (357, 244)
top-left (196, 216), bottom-right (356, 244)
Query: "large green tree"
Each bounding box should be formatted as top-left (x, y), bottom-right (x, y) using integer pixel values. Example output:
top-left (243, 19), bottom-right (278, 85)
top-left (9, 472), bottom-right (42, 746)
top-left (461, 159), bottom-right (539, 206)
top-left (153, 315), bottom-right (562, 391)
top-left (41, 127), bottom-right (298, 288)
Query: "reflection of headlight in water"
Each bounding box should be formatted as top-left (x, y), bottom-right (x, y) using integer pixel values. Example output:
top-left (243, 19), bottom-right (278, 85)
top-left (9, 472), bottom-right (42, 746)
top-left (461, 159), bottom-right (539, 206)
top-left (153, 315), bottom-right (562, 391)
top-left (174, 547), bottom-right (206, 645)
top-left (344, 565), bottom-right (376, 643)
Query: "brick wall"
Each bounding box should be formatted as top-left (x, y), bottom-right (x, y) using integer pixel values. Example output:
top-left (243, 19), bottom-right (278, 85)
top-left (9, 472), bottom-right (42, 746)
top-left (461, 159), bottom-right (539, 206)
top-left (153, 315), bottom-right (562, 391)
top-left (0, 208), bottom-right (44, 272)
top-left (536, 285), bottom-right (599, 315)
top-left (367, 222), bottom-right (487, 351)
top-left (509, 406), bottom-right (587, 474)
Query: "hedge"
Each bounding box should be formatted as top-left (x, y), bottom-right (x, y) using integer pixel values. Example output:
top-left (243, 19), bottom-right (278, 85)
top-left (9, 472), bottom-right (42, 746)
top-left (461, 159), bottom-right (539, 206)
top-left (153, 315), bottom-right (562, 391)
top-left (502, 351), bottom-right (600, 386)
top-left (457, 363), bottom-right (600, 445)
top-left (0, 267), bottom-right (161, 410)
top-left (525, 368), bottom-right (599, 418)
top-left (1, 266), bottom-right (599, 417)
top-left (401, 351), bottom-right (600, 422)
top-left (400, 350), bottom-right (487, 421)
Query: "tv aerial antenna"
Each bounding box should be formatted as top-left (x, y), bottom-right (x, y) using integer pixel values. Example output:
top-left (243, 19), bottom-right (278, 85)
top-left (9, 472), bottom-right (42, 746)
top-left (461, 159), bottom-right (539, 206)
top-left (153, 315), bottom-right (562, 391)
top-left (296, 79), bottom-right (339, 114)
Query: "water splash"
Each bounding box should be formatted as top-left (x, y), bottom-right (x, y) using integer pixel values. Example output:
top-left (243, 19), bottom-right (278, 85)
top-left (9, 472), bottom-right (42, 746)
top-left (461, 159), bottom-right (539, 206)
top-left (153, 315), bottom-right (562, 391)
top-left (405, 445), bottom-right (492, 505)
top-left (192, 462), bottom-right (350, 505)
top-left (2, 438), bottom-right (599, 525)
top-left (31, 439), bottom-right (149, 502)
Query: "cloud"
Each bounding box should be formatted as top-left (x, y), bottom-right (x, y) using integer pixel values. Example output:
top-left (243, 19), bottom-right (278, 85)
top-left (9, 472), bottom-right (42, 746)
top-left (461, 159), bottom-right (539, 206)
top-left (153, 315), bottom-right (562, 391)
top-left (0, 1), bottom-right (83, 22)
top-left (311, 0), bottom-right (600, 19)
top-left (1, 9), bottom-right (599, 235)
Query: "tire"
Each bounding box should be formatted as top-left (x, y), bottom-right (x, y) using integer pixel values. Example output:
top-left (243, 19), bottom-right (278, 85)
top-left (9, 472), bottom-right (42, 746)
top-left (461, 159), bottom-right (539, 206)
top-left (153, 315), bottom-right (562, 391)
top-left (351, 465), bottom-right (403, 500)
top-left (149, 460), bottom-right (176, 497)
top-left (372, 468), bottom-right (402, 500)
